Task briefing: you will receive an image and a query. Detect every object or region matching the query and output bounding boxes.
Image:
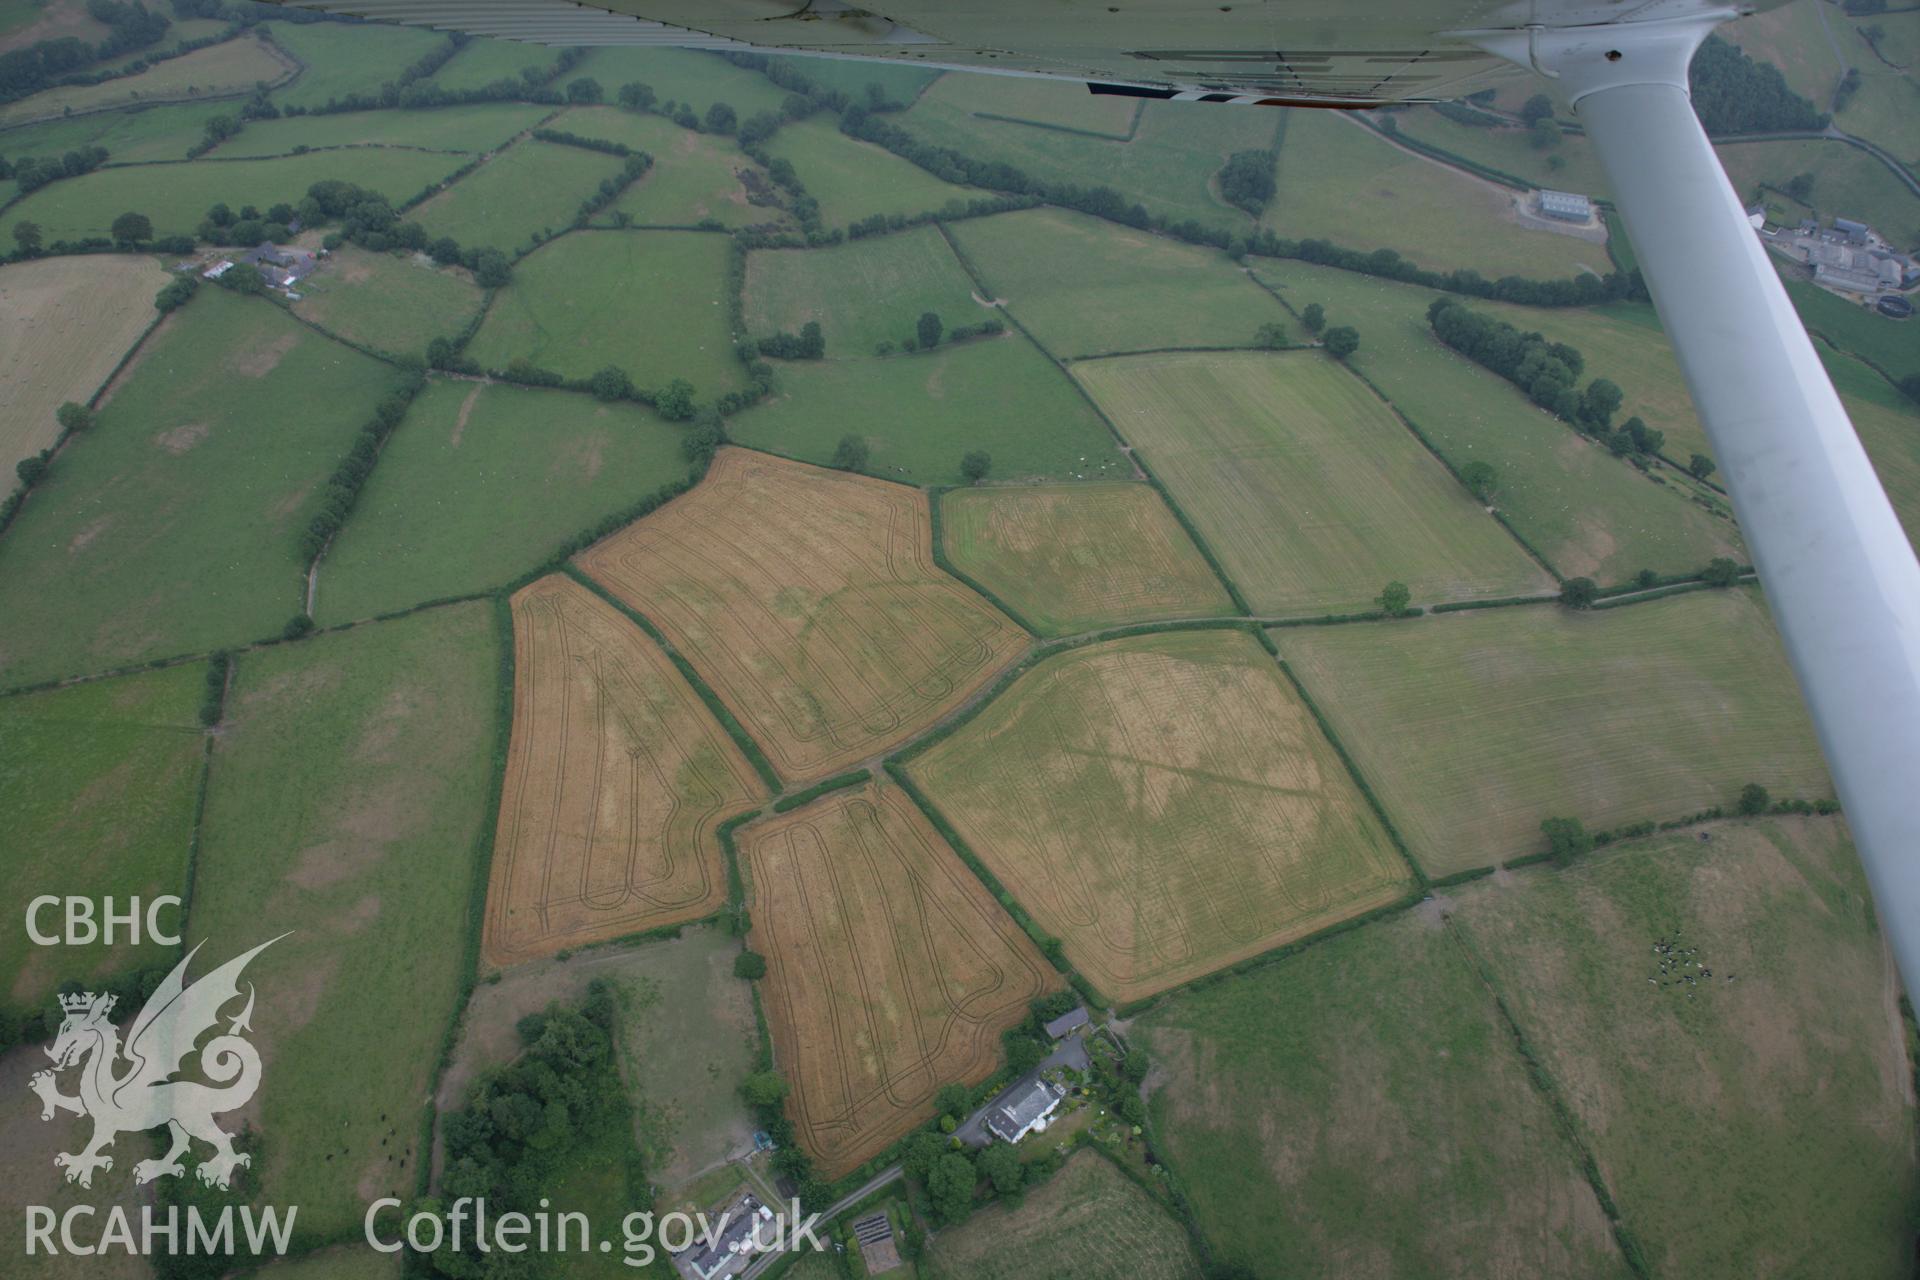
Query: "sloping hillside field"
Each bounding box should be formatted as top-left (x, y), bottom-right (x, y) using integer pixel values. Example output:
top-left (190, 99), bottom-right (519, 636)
top-left (912, 628), bottom-right (1410, 1000)
top-left (743, 782), bottom-right (1058, 1177)
top-left (578, 448), bottom-right (1027, 781)
top-left (1075, 351), bottom-right (1555, 614)
top-left (1279, 590), bottom-right (1830, 875)
top-left (484, 575), bottom-right (766, 966)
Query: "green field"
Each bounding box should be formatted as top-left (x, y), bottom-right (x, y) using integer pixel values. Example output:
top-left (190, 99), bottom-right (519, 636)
top-left (1249, 259), bottom-right (1747, 584)
top-left (244, 1246), bottom-right (403, 1280)
top-left (413, 138), bottom-right (626, 253)
top-left (770, 53), bottom-right (937, 106)
top-left (0, 288), bottom-right (406, 685)
top-left (940, 481), bottom-right (1235, 634)
top-left (726, 335), bottom-right (1118, 485)
top-left (1455, 819), bottom-right (1915, 1276)
top-left (1835, 11), bottom-right (1920, 168)
top-left (465, 229), bottom-right (741, 392)
top-left (211, 103), bottom-right (548, 158)
top-left (314, 380), bottom-right (691, 622)
top-left (1074, 350), bottom-right (1556, 614)
top-left (743, 223), bottom-right (981, 356)
top-left (1726, 0), bottom-right (1847, 113)
top-left (292, 245), bottom-right (484, 360)
top-left (0, 99), bottom-right (234, 163)
top-left (191, 602), bottom-right (500, 1237)
top-left (1785, 267), bottom-right (1920, 384)
top-left (1822, 350), bottom-right (1920, 548)
top-left (1, 148), bottom-right (465, 242)
top-left (1279, 589), bottom-right (1830, 875)
top-left (264, 21), bottom-right (449, 110)
top-left (1142, 907), bottom-right (1630, 1278)
top-left (901, 91), bottom-right (1274, 233)
top-left (922, 1151), bottom-right (1200, 1280)
top-left (572, 47), bottom-right (791, 122)
top-left (917, 70), bottom-right (1140, 139)
top-left (1391, 106), bottom-right (1614, 202)
top-left (949, 207), bottom-right (1288, 357)
top-left (552, 107), bottom-right (788, 229)
top-left (1720, 137), bottom-right (1920, 247)
top-left (0, 34), bottom-right (294, 126)
top-left (1269, 111), bottom-right (1603, 281)
top-left (763, 115), bottom-right (977, 228)
top-left (425, 37), bottom-right (559, 94)
top-left (0, 664), bottom-right (204, 1011)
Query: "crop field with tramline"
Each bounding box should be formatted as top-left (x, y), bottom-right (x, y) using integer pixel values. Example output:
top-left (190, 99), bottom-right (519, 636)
top-left (1279, 589), bottom-right (1830, 875)
top-left (911, 628), bottom-right (1410, 1001)
top-left (1074, 350), bottom-right (1555, 615)
top-left (577, 448), bottom-right (1028, 781)
top-left (741, 781), bottom-right (1058, 1177)
top-left (484, 575), bottom-right (766, 967)
top-left (0, 255), bottom-right (168, 477)
top-left (940, 482), bottom-right (1235, 635)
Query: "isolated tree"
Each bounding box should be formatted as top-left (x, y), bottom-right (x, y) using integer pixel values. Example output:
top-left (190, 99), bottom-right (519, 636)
top-left (976, 1142), bottom-right (1023, 1195)
top-left (12, 220), bottom-right (42, 254)
top-left (564, 76), bottom-right (604, 104)
top-left (1459, 460), bottom-right (1497, 503)
top-left (1702, 556), bottom-right (1741, 587)
top-left (732, 951), bottom-right (767, 980)
top-left (1323, 325), bottom-right (1360, 360)
top-left (617, 81), bottom-right (656, 111)
top-left (1784, 172), bottom-right (1815, 204)
top-left (960, 450), bottom-right (992, 483)
top-left (205, 202), bottom-right (235, 227)
top-left (110, 211), bottom-right (152, 246)
top-left (740, 1071), bottom-right (790, 1107)
top-left (1559, 576), bottom-right (1598, 609)
top-left (925, 1153), bottom-right (978, 1224)
top-left (831, 433), bottom-right (870, 472)
top-left (917, 311), bottom-right (944, 349)
top-left (55, 402), bottom-right (92, 434)
top-left (15, 454), bottom-right (48, 486)
top-left (1377, 581), bottom-right (1411, 616)
top-left (472, 249), bottom-right (511, 289)
top-left (1255, 321), bottom-right (1288, 349)
top-left (1688, 453), bottom-right (1717, 480)
top-left (798, 320), bottom-right (825, 359)
top-left (281, 615), bottom-right (314, 641)
top-left (1217, 149), bottom-right (1276, 216)
top-left (428, 236), bottom-right (462, 265)
top-left (1541, 816), bottom-right (1592, 867)
top-left (655, 378), bottom-right (697, 421)
top-left (1300, 302), bottom-right (1326, 335)
top-left (1737, 782), bottom-right (1771, 815)
top-left (1529, 118), bottom-right (1562, 150)
top-left (704, 101), bottom-right (737, 134)
top-left (1519, 93), bottom-right (1556, 126)
top-left (588, 365), bottom-right (632, 402)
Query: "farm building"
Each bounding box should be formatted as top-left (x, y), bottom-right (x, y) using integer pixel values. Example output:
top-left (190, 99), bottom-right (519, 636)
top-left (1536, 189), bottom-right (1592, 222)
top-left (677, 1194), bottom-right (774, 1280)
top-left (986, 1077), bottom-right (1066, 1144)
top-left (851, 1212), bottom-right (902, 1274)
top-left (1043, 1005), bottom-right (1090, 1040)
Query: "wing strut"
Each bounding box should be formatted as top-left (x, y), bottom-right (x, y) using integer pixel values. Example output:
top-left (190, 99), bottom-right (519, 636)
top-left (1465, 13), bottom-right (1920, 988)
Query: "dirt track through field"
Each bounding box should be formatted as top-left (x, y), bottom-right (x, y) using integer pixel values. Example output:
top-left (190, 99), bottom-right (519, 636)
top-left (742, 781), bottom-right (1058, 1177)
top-left (578, 448), bottom-right (1027, 781)
top-left (483, 575), bottom-right (767, 967)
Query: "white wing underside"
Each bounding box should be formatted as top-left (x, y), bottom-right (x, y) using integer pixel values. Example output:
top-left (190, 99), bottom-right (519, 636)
top-left (255, 0), bottom-right (1788, 106)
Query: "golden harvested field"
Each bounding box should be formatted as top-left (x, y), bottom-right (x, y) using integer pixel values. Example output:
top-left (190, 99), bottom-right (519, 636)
top-left (0, 35), bottom-right (294, 125)
top-left (0, 255), bottom-right (167, 477)
top-left (577, 448), bottom-right (1027, 782)
top-left (1279, 589), bottom-right (1832, 875)
top-left (912, 628), bottom-right (1410, 1001)
top-left (940, 482), bottom-right (1235, 635)
top-left (484, 576), bottom-right (768, 968)
top-left (743, 781), bottom-right (1058, 1177)
top-left (1075, 351), bottom-right (1556, 615)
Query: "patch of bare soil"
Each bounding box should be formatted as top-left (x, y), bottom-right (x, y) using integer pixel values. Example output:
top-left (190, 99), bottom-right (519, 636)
top-left (152, 421), bottom-right (209, 455)
top-left (67, 515), bottom-right (112, 555)
top-left (449, 384), bottom-right (482, 446)
top-left (227, 329), bottom-right (299, 379)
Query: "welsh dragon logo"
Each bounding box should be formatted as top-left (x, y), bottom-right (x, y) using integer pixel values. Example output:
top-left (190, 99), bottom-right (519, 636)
top-left (30, 937), bottom-right (282, 1191)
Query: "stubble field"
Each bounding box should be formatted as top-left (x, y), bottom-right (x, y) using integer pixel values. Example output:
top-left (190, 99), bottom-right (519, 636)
top-left (742, 781), bottom-right (1058, 1177)
top-left (484, 575), bottom-right (766, 967)
top-left (578, 449), bottom-right (1028, 781)
top-left (911, 628), bottom-right (1410, 1001)
top-left (1074, 350), bottom-right (1556, 615)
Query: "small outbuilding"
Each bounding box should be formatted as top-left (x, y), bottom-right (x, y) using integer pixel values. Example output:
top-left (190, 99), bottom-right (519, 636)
top-left (1042, 1005), bottom-right (1090, 1040)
